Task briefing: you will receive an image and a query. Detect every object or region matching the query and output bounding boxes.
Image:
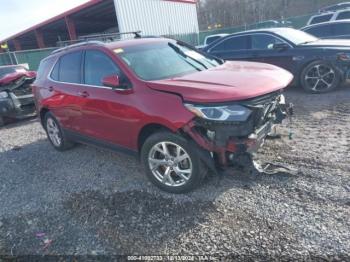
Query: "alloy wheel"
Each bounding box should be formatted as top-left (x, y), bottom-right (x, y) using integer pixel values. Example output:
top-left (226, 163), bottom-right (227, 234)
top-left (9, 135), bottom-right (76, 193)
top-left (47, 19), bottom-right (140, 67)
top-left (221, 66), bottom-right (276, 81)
top-left (46, 118), bottom-right (62, 147)
top-left (305, 64), bottom-right (335, 92)
top-left (148, 142), bottom-right (193, 187)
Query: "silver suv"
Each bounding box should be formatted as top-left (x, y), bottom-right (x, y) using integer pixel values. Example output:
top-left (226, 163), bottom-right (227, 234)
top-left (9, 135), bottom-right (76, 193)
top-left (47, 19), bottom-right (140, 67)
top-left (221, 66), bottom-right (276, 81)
top-left (307, 9), bottom-right (350, 25)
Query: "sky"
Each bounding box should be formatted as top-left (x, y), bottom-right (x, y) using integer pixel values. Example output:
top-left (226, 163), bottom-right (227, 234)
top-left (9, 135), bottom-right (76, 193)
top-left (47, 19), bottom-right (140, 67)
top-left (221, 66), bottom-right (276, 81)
top-left (0, 0), bottom-right (90, 41)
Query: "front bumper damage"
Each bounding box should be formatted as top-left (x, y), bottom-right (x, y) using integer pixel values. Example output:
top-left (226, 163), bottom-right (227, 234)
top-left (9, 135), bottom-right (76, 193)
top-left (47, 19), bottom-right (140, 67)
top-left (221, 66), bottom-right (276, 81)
top-left (0, 76), bottom-right (36, 121)
top-left (183, 91), bottom-right (293, 169)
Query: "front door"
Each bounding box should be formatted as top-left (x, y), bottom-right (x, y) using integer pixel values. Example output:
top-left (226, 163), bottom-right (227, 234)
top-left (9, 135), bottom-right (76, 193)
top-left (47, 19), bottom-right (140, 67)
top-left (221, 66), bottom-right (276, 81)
top-left (76, 49), bottom-right (134, 148)
top-left (250, 33), bottom-right (296, 73)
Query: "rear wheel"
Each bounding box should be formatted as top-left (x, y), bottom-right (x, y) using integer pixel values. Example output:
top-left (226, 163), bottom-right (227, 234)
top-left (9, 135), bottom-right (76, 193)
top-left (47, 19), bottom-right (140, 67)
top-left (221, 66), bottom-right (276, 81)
top-left (141, 132), bottom-right (206, 193)
top-left (301, 60), bottom-right (340, 93)
top-left (44, 112), bottom-right (75, 151)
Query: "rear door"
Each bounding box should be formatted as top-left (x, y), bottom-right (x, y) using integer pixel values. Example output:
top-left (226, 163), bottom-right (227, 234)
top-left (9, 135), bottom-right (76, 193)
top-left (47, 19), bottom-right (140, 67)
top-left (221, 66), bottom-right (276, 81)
top-left (207, 35), bottom-right (255, 61)
top-left (48, 51), bottom-right (85, 131)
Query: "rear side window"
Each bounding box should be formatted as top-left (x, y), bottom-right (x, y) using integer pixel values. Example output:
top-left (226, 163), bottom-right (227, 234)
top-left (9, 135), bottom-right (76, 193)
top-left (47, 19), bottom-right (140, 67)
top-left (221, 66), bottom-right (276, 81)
top-left (84, 50), bottom-right (121, 86)
top-left (309, 14), bottom-right (333, 24)
top-left (58, 51), bottom-right (82, 83)
top-left (50, 59), bottom-right (60, 81)
top-left (336, 11), bottom-right (350, 20)
top-left (37, 60), bottom-right (54, 82)
top-left (305, 24), bottom-right (332, 37)
top-left (211, 36), bottom-right (250, 52)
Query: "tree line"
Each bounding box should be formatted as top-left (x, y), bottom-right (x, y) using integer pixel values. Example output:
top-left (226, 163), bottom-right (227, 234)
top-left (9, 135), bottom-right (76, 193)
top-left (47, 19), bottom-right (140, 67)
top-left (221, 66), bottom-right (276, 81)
top-left (197, 0), bottom-right (346, 30)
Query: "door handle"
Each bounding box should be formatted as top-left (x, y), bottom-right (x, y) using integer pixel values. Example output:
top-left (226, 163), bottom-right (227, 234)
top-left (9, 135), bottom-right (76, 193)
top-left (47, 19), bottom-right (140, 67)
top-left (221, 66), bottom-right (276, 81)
top-left (48, 86), bottom-right (54, 92)
top-left (78, 91), bottom-right (89, 98)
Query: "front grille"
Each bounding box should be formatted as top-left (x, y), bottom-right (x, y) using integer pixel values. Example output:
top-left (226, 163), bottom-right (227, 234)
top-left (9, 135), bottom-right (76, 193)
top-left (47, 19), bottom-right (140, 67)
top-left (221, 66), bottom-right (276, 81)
top-left (242, 91), bottom-right (281, 128)
top-left (241, 90), bottom-right (282, 107)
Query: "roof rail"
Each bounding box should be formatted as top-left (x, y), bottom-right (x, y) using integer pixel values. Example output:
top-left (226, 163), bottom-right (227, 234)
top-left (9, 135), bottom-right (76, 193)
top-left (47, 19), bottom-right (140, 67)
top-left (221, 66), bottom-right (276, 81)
top-left (76, 31), bottom-right (142, 41)
top-left (52, 41), bottom-right (103, 54)
top-left (57, 31), bottom-right (142, 52)
top-left (52, 31), bottom-right (142, 55)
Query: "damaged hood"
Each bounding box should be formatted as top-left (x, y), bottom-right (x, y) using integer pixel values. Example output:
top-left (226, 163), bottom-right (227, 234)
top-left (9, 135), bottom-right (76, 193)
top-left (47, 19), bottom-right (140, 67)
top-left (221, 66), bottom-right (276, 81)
top-left (0, 71), bottom-right (36, 91)
top-left (146, 61), bottom-right (293, 103)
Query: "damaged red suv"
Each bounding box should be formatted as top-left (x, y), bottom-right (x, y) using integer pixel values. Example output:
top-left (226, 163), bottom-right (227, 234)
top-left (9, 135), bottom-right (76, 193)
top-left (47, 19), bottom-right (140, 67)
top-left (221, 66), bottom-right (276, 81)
top-left (33, 37), bottom-right (293, 193)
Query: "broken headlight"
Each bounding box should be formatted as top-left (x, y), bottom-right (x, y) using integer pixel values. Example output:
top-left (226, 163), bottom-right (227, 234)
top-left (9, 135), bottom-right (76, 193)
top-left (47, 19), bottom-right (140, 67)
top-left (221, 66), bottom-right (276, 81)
top-left (0, 92), bottom-right (8, 99)
top-left (184, 104), bottom-right (252, 121)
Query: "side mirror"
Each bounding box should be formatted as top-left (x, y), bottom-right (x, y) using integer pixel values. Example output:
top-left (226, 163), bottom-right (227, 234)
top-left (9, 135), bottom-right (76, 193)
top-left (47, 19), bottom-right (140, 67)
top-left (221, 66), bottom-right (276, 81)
top-left (272, 43), bottom-right (289, 51)
top-left (102, 75), bottom-right (120, 89)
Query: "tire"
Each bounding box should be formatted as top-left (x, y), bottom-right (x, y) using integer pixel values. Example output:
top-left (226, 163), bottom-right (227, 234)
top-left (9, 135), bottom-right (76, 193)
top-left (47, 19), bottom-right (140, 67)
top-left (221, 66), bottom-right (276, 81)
top-left (141, 132), bottom-right (207, 194)
top-left (44, 112), bottom-right (75, 151)
top-left (300, 60), bottom-right (341, 93)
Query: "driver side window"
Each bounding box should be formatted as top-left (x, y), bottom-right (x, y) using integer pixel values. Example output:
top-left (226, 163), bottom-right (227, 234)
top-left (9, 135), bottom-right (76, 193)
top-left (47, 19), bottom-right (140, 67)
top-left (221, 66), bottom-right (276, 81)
top-left (251, 34), bottom-right (284, 50)
top-left (84, 50), bottom-right (125, 87)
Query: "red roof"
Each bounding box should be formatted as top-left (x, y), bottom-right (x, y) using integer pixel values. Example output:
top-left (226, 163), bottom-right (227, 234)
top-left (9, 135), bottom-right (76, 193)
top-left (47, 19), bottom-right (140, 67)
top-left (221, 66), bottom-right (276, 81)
top-left (1, 0), bottom-right (102, 43)
top-left (1, 0), bottom-right (197, 43)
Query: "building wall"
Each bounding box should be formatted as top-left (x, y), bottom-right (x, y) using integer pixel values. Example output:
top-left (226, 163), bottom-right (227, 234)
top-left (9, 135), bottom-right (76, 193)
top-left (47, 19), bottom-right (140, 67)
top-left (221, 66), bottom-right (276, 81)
top-left (113, 0), bottom-right (199, 36)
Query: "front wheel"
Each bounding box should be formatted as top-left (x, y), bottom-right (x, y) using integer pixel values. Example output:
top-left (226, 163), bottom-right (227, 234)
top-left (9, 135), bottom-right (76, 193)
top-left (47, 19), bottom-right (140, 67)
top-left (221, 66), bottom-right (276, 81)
top-left (141, 132), bottom-right (206, 194)
top-left (300, 61), bottom-right (341, 93)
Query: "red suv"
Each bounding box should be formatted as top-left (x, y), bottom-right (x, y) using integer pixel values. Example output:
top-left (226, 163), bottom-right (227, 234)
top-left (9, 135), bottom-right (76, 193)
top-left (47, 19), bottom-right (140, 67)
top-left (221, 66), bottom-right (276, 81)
top-left (33, 37), bottom-right (293, 193)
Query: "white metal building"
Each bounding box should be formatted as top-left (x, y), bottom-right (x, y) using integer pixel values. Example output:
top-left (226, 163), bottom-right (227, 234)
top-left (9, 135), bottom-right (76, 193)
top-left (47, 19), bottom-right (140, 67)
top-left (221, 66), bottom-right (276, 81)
top-left (1, 0), bottom-right (199, 51)
top-left (114, 0), bottom-right (199, 36)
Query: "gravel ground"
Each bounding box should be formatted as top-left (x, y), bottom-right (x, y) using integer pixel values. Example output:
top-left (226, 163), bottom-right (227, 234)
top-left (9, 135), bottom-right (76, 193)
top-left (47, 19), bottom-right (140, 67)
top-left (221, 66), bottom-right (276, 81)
top-left (0, 87), bottom-right (349, 260)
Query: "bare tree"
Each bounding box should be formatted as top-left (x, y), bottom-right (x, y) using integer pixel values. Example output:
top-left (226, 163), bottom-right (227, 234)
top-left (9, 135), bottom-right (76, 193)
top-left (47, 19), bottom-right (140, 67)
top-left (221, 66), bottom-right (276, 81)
top-left (197, 0), bottom-right (346, 30)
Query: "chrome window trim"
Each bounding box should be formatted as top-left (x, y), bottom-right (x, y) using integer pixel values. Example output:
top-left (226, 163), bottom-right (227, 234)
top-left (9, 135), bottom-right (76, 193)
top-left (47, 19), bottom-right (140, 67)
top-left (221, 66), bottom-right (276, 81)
top-left (47, 51), bottom-right (131, 92)
top-left (208, 32), bottom-right (292, 52)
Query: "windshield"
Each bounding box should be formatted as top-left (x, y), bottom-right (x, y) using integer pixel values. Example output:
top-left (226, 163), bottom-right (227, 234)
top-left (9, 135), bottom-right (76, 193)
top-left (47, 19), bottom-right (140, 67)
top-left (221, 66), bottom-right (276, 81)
top-left (0, 66), bottom-right (26, 78)
top-left (116, 42), bottom-right (220, 81)
top-left (276, 28), bottom-right (318, 45)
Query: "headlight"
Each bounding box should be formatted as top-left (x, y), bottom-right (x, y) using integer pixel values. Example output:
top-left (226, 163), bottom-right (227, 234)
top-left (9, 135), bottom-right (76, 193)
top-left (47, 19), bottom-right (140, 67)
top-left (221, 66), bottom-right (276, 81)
top-left (185, 103), bottom-right (252, 121)
top-left (0, 91), bottom-right (8, 99)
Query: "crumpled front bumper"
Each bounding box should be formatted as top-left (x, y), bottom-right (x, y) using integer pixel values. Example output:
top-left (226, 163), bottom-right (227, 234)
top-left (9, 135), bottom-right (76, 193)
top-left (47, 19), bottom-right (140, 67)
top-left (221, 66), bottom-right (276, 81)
top-left (0, 75), bottom-right (36, 119)
top-left (182, 95), bottom-right (293, 168)
top-left (183, 120), bottom-right (274, 167)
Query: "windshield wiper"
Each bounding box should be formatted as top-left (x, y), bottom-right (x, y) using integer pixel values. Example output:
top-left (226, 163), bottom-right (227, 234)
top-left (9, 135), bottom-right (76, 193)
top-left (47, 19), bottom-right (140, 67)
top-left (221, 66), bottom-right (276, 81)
top-left (177, 41), bottom-right (223, 66)
top-left (168, 43), bottom-right (208, 70)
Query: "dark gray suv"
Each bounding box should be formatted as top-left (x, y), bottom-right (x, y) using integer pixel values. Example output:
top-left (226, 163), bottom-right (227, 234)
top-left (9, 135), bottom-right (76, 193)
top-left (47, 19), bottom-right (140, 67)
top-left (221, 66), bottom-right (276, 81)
top-left (302, 20), bottom-right (350, 39)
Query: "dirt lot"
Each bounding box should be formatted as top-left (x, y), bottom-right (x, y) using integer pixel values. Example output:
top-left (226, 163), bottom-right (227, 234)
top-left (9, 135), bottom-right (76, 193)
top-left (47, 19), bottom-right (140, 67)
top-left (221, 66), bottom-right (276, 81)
top-left (0, 87), bottom-right (349, 260)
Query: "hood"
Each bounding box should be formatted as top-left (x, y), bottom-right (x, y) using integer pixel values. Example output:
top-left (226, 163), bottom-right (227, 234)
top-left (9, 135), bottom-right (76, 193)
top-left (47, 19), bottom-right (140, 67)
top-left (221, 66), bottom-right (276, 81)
top-left (0, 71), bottom-right (36, 87)
top-left (300, 39), bottom-right (350, 48)
top-left (146, 61), bottom-right (293, 103)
